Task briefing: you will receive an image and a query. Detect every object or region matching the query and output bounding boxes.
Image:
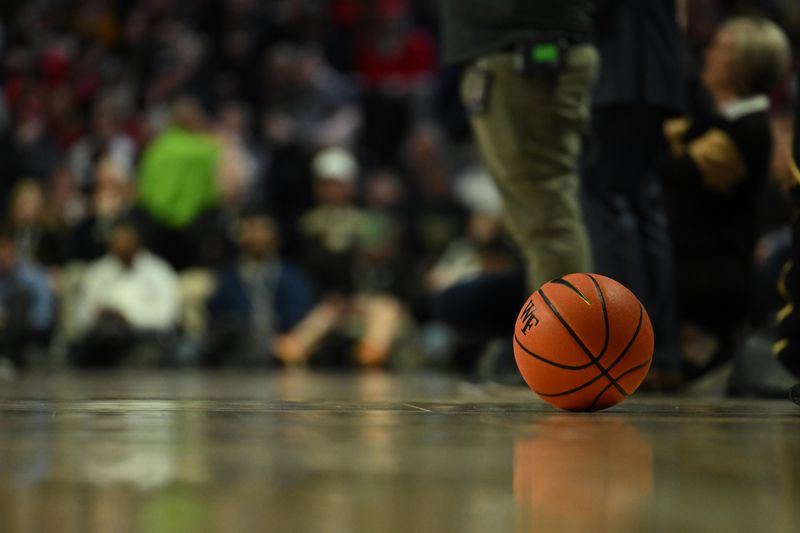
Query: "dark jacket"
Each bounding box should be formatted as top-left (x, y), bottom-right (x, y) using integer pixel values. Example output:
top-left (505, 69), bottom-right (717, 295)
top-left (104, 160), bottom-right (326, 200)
top-left (207, 260), bottom-right (315, 334)
top-left (660, 96), bottom-right (773, 271)
top-left (591, 0), bottom-right (685, 112)
top-left (442, 0), bottom-right (595, 65)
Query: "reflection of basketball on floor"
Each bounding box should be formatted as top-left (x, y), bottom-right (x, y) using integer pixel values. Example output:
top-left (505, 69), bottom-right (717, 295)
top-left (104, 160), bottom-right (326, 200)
top-left (514, 274), bottom-right (653, 411)
top-left (514, 416), bottom-right (654, 532)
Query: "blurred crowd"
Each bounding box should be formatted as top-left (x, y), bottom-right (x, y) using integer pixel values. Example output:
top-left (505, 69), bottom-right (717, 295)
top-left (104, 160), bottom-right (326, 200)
top-left (0, 1), bottom-right (798, 382)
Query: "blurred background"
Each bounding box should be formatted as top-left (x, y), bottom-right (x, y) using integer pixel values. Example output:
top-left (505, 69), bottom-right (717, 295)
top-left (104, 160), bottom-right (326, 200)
top-left (0, 0), bottom-right (798, 387)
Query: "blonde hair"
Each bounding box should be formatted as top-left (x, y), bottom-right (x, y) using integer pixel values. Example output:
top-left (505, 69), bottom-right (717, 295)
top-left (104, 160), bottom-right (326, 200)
top-left (724, 17), bottom-right (792, 95)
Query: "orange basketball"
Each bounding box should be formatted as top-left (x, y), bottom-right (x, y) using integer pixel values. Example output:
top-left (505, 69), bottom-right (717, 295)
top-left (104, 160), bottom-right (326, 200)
top-left (513, 273), bottom-right (653, 411)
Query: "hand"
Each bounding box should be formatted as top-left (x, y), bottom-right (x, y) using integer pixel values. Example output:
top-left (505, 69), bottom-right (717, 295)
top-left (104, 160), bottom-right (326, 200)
top-left (663, 117), bottom-right (691, 157)
top-left (97, 307), bottom-right (128, 324)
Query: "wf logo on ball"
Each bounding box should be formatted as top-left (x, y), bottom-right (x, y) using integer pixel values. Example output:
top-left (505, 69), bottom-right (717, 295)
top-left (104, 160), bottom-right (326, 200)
top-left (521, 300), bottom-right (540, 334)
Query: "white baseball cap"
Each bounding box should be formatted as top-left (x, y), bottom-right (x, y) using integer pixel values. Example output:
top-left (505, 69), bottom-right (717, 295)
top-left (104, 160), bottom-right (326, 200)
top-left (312, 147), bottom-right (359, 183)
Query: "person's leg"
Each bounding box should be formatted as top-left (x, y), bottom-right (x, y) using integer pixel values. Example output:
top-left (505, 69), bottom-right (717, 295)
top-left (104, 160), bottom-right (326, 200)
top-left (581, 107), bottom-right (648, 297)
top-left (275, 298), bottom-right (346, 366)
top-left (433, 269), bottom-right (526, 334)
top-left (630, 175), bottom-right (682, 376)
top-left (580, 192), bottom-right (644, 295)
top-left (433, 269), bottom-right (527, 374)
top-left (353, 294), bottom-right (406, 367)
top-left (582, 106), bottom-right (682, 376)
top-left (462, 46), bottom-right (598, 290)
top-left (677, 259), bottom-right (751, 382)
top-left (73, 335), bottom-right (145, 367)
top-left (582, 108), bottom-right (672, 301)
top-left (1, 288), bottom-right (35, 368)
top-left (70, 317), bottom-right (136, 368)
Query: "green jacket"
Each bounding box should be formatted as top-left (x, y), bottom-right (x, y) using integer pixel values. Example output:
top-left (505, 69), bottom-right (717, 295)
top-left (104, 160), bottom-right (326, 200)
top-left (137, 128), bottom-right (220, 228)
top-left (442, 0), bottom-right (595, 65)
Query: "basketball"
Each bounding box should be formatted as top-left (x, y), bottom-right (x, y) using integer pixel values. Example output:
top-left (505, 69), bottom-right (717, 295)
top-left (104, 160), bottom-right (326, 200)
top-left (513, 274), bottom-right (654, 411)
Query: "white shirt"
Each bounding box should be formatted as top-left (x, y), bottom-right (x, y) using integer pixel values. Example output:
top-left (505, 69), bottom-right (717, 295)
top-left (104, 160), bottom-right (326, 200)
top-left (76, 251), bottom-right (180, 333)
top-left (720, 94), bottom-right (770, 121)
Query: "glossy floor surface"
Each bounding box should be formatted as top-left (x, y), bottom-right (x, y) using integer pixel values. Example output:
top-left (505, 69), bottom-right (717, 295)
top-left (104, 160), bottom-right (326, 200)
top-left (0, 371), bottom-right (798, 533)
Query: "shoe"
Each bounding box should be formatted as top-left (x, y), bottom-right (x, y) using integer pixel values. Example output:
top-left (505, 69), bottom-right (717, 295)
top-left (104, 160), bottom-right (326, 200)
top-left (728, 329), bottom-right (798, 398)
top-left (640, 370), bottom-right (683, 393)
top-left (477, 339), bottom-right (525, 386)
top-left (791, 384), bottom-right (800, 406)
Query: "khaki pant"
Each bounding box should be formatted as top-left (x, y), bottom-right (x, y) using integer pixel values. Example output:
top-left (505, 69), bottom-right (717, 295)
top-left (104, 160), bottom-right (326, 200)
top-left (462, 45), bottom-right (598, 290)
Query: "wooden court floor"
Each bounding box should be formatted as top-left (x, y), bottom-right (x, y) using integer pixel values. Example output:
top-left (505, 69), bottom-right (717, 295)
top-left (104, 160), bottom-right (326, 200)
top-left (0, 371), bottom-right (797, 533)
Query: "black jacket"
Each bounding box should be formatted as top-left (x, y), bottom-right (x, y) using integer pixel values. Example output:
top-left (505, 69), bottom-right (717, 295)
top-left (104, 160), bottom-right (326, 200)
top-left (660, 96), bottom-right (773, 267)
top-left (592, 0), bottom-right (685, 112)
top-left (442, 0), bottom-right (595, 65)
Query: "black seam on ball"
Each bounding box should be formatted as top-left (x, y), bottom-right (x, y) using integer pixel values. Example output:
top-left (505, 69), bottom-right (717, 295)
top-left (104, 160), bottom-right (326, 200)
top-left (513, 333), bottom-right (595, 370)
top-left (537, 288), bottom-right (627, 397)
top-left (530, 305), bottom-right (644, 398)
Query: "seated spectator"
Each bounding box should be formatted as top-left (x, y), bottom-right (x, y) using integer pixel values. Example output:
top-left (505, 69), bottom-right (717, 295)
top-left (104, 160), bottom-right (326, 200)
top-left (136, 96), bottom-right (223, 270)
top-left (403, 125), bottom-right (469, 278)
top-left (46, 164), bottom-right (88, 232)
top-left (70, 219), bottom-right (180, 367)
top-left (350, 169), bottom-right (417, 366)
top-left (427, 211), bottom-right (515, 293)
top-left (7, 179), bottom-right (69, 267)
top-left (205, 212), bottom-right (315, 366)
top-left (426, 173), bottom-right (524, 377)
top-left (357, 168), bottom-right (415, 300)
top-left (67, 98), bottom-right (136, 188)
top-left (275, 279), bottom-right (414, 368)
top-left (660, 17), bottom-right (792, 375)
top-left (277, 148), bottom-right (414, 367)
top-left (297, 147), bottom-right (363, 295)
top-left (70, 157), bottom-right (134, 262)
top-left (0, 225), bottom-right (55, 368)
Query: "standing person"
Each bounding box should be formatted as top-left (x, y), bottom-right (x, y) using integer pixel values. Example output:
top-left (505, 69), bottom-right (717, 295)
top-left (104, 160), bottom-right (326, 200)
top-left (581, 0), bottom-right (686, 388)
top-left (0, 225), bottom-right (55, 369)
top-left (136, 96), bottom-right (221, 271)
top-left (441, 1), bottom-right (599, 292)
